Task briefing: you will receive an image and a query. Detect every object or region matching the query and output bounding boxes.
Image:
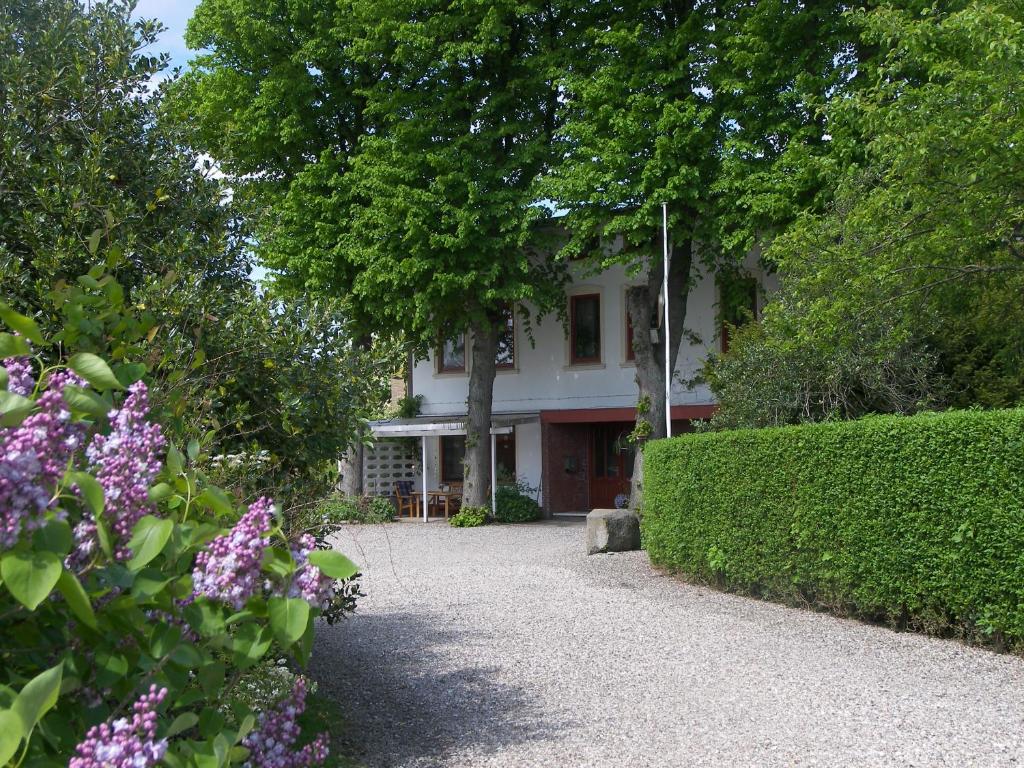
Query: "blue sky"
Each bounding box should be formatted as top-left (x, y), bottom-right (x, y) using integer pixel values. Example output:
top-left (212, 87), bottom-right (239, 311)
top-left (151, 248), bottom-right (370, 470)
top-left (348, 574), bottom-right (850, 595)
top-left (133, 0), bottom-right (202, 72)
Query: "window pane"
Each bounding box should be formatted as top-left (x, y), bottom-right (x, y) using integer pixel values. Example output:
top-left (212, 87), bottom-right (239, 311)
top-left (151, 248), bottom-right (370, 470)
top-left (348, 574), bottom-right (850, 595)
top-left (495, 432), bottom-right (516, 482)
top-left (441, 334), bottom-right (465, 370)
top-left (572, 295), bottom-right (600, 362)
top-left (441, 436), bottom-right (465, 482)
top-left (496, 306), bottom-right (514, 367)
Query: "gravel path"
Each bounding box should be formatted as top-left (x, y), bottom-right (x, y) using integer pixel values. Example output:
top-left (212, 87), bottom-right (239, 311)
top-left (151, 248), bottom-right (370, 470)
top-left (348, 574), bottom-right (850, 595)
top-left (312, 521), bottom-right (1024, 768)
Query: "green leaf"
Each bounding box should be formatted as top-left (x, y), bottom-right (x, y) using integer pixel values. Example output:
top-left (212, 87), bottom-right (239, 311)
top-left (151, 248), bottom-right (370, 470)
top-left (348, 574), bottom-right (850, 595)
top-left (126, 516), bottom-right (173, 571)
top-left (152, 622), bottom-right (183, 658)
top-left (166, 443), bottom-right (183, 475)
top-left (187, 438), bottom-right (200, 461)
top-left (0, 303), bottom-right (44, 345)
top-left (307, 550), bottom-right (359, 580)
top-left (68, 471), bottom-right (105, 517)
top-left (113, 362), bottom-right (147, 388)
top-left (165, 712), bottom-right (198, 739)
top-left (67, 352), bottom-right (123, 391)
top-left (95, 514), bottom-right (113, 559)
top-left (0, 709), bottom-right (23, 764)
top-left (87, 228), bottom-right (102, 256)
top-left (0, 390), bottom-right (34, 427)
top-left (56, 570), bottom-right (97, 629)
top-left (32, 519), bottom-right (72, 556)
top-left (268, 597), bottom-right (310, 647)
top-left (13, 663), bottom-right (63, 732)
top-left (262, 547), bottom-right (295, 578)
top-left (194, 486), bottom-right (232, 516)
top-left (0, 367), bottom-right (7, 391)
top-left (198, 707), bottom-right (225, 738)
top-left (1, 551), bottom-right (62, 610)
top-left (133, 569), bottom-right (172, 600)
top-left (0, 333), bottom-right (30, 359)
top-left (198, 662), bottom-right (225, 695)
top-left (231, 623), bottom-right (271, 669)
top-left (62, 386), bottom-right (112, 419)
top-left (147, 482), bottom-right (173, 503)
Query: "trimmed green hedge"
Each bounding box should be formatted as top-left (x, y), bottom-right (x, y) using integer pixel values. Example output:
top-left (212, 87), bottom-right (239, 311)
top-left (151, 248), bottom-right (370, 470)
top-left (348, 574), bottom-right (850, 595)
top-left (643, 409), bottom-right (1024, 647)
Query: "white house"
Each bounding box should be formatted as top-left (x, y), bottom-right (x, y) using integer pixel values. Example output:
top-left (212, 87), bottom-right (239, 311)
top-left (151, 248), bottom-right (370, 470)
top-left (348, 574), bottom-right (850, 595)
top-left (367, 246), bottom-right (774, 516)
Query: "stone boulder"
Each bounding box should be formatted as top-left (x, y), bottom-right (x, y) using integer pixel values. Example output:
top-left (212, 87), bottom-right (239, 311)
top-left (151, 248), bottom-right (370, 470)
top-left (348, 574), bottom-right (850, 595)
top-left (586, 509), bottom-right (641, 555)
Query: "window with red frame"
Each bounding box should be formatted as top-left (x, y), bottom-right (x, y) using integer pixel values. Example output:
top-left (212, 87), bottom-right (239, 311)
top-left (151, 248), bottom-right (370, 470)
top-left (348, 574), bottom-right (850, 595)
top-left (438, 334), bottom-right (466, 373)
top-left (570, 294), bottom-right (601, 364)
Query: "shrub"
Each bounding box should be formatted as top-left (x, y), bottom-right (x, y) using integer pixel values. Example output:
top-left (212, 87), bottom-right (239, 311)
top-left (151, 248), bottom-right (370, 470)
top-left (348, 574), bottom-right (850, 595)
top-left (643, 409), bottom-right (1024, 648)
top-left (449, 506), bottom-right (488, 528)
top-left (0, 315), bottom-right (358, 765)
top-left (313, 495), bottom-right (396, 526)
top-left (493, 483), bottom-right (541, 523)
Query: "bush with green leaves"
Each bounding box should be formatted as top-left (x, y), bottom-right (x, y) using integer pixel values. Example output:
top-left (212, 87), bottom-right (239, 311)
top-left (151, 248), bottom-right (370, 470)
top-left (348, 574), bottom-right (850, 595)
top-left (299, 495), bottom-right (395, 528)
top-left (449, 506), bottom-right (488, 528)
top-left (0, 309), bottom-right (360, 766)
top-left (643, 409), bottom-right (1024, 649)
top-left (493, 484), bottom-right (541, 524)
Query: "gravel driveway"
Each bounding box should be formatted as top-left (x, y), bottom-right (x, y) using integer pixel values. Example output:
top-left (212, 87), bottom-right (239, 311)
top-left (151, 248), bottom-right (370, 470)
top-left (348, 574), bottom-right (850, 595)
top-left (312, 521), bottom-right (1024, 768)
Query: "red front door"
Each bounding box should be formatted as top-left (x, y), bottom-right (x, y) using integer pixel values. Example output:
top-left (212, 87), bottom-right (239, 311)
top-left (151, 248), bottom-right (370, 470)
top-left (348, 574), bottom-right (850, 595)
top-left (589, 424), bottom-right (635, 509)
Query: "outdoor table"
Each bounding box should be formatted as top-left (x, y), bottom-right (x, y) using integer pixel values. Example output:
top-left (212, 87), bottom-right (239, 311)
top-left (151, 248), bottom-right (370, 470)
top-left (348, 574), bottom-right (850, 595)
top-left (410, 490), bottom-right (462, 519)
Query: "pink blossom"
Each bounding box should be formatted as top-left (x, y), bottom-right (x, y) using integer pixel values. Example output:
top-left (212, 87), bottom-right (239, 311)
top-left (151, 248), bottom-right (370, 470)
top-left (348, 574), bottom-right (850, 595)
top-left (3, 355), bottom-right (34, 396)
top-left (0, 371), bottom-right (86, 550)
top-left (81, 381), bottom-right (165, 560)
top-left (243, 677), bottom-right (328, 768)
top-left (70, 685), bottom-right (168, 768)
top-left (192, 497), bottom-right (274, 609)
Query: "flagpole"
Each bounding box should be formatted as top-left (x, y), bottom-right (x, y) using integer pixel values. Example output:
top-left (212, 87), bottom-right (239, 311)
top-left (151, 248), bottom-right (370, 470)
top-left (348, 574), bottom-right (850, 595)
top-left (662, 203), bottom-right (671, 438)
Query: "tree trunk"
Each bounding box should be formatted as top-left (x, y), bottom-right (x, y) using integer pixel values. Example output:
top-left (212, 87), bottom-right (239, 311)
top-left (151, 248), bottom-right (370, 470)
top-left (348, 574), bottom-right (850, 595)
top-left (337, 441), bottom-right (364, 497)
top-left (464, 318), bottom-right (499, 509)
top-left (627, 239), bottom-right (694, 510)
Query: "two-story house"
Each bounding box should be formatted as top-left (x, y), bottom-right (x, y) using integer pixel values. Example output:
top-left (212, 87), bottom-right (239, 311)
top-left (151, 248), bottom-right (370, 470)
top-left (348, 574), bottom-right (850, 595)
top-left (367, 248), bottom-right (773, 516)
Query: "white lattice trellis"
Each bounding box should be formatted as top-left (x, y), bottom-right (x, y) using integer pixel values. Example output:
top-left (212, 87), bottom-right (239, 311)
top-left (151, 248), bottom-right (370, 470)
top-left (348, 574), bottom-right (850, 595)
top-left (362, 439), bottom-right (419, 497)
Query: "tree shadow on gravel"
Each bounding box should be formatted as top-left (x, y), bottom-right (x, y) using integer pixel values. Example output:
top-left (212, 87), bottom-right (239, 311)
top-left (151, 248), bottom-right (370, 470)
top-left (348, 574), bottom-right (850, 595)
top-left (310, 610), bottom-right (569, 768)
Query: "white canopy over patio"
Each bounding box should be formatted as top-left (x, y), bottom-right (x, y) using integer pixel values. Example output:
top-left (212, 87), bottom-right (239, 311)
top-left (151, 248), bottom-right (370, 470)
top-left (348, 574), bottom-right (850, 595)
top-left (368, 412), bottom-right (540, 520)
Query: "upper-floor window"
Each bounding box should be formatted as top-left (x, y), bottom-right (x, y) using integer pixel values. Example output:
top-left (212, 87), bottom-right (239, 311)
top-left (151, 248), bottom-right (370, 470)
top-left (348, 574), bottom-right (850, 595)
top-left (438, 334), bottom-right (466, 373)
top-left (496, 304), bottom-right (515, 369)
top-left (571, 293), bottom-right (601, 364)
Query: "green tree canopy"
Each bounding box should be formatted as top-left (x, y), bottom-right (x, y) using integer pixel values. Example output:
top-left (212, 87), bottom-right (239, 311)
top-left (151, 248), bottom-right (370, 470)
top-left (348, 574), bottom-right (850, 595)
top-left (709, 0), bottom-right (1024, 425)
top-left (179, 0), bottom-right (573, 506)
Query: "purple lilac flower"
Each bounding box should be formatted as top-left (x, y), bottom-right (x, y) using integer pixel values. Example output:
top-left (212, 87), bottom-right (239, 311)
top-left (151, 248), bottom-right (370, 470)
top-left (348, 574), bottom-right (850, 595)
top-left (69, 685), bottom-right (168, 768)
top-left (243, 676), bottom-right (328, 768)
top-left (82, 381), bottom-right (165, 560)
top-left (192, 497), bottom-right (274, 610)
top-left (0, 371), bottom-right (86, 550)
top-left (289, 535), bottom-right (334, 610)
top-left (3, 355), bottom-right (34, 396)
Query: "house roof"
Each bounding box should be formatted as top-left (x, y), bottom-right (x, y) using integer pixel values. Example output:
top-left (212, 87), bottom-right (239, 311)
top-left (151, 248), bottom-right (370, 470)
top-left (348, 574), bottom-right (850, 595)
top-left (369, 411), bottom-right (539, 438)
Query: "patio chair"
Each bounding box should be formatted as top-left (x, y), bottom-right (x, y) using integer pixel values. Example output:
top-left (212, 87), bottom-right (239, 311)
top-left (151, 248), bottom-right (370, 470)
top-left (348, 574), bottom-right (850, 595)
top-left (394, 481), bottom-right (417, 518)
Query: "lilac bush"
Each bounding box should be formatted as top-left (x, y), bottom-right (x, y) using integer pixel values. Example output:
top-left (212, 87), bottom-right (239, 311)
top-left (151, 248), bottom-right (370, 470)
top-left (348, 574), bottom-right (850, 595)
top-left (243, 676), bottom-right (329, 768)
top-left (192, 496), bottom-right (274, 609)
top-left (0, 330), bottom-right (352, 766)
top-left (2, 354), bottom-right (34, 396)
top-left (69, 685), bottom-right (168, 768)
top-left (83, 380), bottom-right (166, 559)
top-left (0, 369), bottom-right (85, 548)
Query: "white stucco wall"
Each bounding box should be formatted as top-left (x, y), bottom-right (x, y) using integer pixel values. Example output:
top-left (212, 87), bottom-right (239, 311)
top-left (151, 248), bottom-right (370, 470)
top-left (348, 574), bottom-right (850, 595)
top-left (407, 250), bottom-right (774, 495)
top-left (413, 251), bottom-right (772, 417)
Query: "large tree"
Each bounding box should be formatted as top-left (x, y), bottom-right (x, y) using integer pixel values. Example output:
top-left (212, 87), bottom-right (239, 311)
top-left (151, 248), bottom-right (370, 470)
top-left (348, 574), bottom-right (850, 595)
top-left (0, 0), bottom-right (248, 314)
top-left (708, 0), bottom-right (1024, 426)
top-left (545, 0), bottom-right (853, 504)
top-left (180, 0), bottom-right (573, 507)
